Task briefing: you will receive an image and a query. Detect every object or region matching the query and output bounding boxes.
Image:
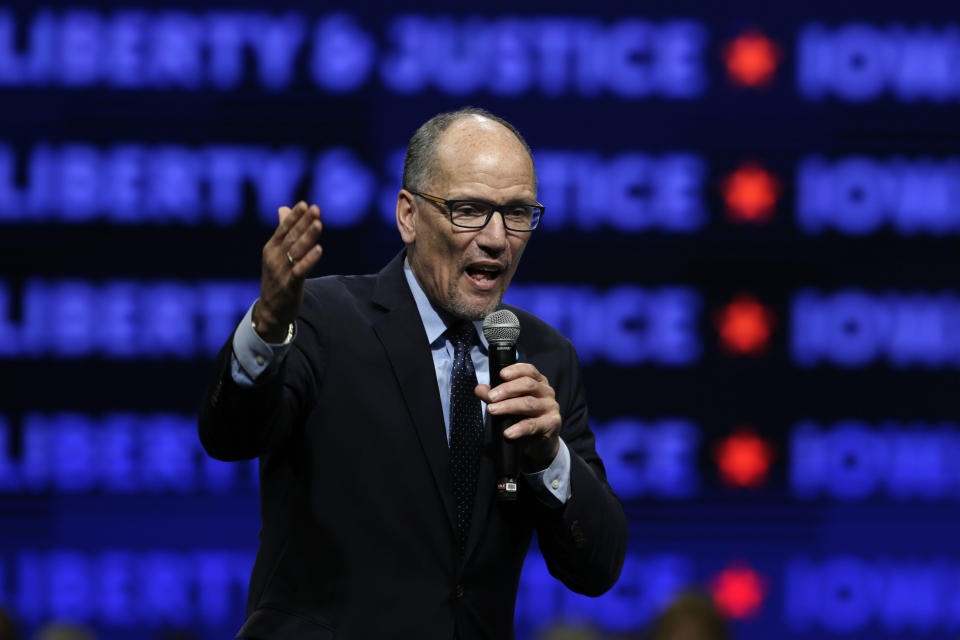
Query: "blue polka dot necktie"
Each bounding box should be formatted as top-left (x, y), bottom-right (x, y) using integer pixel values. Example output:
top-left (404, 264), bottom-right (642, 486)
top-left (448, 321), bottom-right (484, 555)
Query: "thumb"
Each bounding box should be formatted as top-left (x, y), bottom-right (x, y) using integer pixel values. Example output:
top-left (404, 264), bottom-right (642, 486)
top-left (278, 205), bottom-right (292, 224)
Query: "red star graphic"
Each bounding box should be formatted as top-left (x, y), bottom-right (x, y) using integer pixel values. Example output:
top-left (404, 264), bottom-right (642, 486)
top-left (714, 295), bottom-right (775, 356)
top-left (723, 31), bottom-right (781, 87)
top-left (714, 427), bottom-right (774, 488)
top-left (721, 163), bottom-right (781, 223)
top-left (710, 563), bottom-right (766, 619)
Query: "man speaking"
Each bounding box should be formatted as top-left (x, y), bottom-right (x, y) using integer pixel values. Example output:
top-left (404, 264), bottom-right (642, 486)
top-left (199, 108), bottom-right (627, 639)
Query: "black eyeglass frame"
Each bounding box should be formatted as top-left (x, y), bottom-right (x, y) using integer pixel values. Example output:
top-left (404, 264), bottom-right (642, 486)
top-left (409, 190), bottom-right (545, 232)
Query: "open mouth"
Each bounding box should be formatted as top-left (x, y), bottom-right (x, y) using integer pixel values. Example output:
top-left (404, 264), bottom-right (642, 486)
top-left (464, 263), bottom-right (505, 289)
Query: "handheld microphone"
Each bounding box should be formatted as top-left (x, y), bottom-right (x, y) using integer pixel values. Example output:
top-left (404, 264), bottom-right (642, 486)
top-left (482, 309), bottom-right (521, 502)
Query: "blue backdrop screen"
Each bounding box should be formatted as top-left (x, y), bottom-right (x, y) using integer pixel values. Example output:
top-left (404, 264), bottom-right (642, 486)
top-left (3, 2), bottom-right (960, 639)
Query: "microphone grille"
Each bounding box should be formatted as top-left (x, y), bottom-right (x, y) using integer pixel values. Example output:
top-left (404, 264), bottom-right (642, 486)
top-left (483, 309), bottom-right (521, 345)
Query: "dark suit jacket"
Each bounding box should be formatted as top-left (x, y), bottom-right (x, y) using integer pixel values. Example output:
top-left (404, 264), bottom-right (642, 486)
top-left (198, 251), bottom-right (627, 640)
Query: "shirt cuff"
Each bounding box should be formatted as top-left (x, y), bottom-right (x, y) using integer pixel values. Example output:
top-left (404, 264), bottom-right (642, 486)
top-left (522, 438), bottom-right (572, 506)
top-left (230, 300), bottom-right (295, 388)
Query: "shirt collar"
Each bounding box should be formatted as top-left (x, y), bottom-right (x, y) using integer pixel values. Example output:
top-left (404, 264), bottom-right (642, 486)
top-left (403, 257), bottom-right (488, 351)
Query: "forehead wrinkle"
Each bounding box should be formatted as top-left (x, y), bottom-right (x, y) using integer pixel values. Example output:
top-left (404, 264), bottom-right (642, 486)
top-left (446, 179), bottom-right (536, 204)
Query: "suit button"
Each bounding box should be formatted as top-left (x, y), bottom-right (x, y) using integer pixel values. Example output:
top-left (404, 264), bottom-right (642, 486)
top-left (570, 519), bottom-right (586, 548)
top-left (256, 355), bottom-right (265, 366)
top-left (455, 584), bottom-right (464, 599)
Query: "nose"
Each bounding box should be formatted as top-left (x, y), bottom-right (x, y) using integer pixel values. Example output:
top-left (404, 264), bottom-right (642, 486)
top-left (476, 209), bottom-right (508, 255)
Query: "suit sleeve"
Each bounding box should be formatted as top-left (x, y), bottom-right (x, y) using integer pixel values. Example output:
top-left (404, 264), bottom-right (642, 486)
top-left (198, 309), bottom-right (325, 462)
top-left (531, 341), bottom-right (628, 597)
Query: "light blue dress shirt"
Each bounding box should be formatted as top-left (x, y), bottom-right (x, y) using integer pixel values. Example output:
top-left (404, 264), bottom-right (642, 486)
top-left (230, 260), bottom-right (571, 504)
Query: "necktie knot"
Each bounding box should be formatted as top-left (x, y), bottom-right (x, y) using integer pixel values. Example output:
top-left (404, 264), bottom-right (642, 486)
top-left (449, 321), bottom-right (477, 353)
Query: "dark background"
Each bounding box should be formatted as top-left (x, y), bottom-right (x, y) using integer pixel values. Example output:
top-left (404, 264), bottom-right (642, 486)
top-left (2, 1), bottom-right (959, 639)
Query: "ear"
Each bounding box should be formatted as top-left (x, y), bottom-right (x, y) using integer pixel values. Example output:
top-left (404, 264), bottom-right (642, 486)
top-left (396, 189), bottom-right (417, 244)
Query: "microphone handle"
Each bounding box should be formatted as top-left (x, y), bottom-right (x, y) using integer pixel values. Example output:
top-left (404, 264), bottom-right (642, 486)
top-left (489, 341), bottom-right (519, 501)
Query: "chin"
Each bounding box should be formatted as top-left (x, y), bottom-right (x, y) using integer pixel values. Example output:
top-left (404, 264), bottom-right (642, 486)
top-left (444, 293), bottom-right (502, 321)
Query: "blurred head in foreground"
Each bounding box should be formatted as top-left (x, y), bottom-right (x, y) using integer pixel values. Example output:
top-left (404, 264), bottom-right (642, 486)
top-left (33, 623), bottom-right (96, 640)
top-left (537, 622), bottom-right (607, 640)
top-left (648, 590), bottom-right (731, 640)
top-left (0, 607), bottom-right (17, 640)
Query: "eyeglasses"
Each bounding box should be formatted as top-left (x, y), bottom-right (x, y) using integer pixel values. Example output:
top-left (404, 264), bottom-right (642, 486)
top-left (410, 191), bottom-right (544, 232)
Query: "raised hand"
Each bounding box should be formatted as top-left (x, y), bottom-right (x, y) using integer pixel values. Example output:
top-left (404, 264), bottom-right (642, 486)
top-left (252, 201), bottom-right (323, 342)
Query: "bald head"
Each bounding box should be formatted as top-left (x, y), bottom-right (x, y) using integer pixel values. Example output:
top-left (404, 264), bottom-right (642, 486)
top-left (402, 107), bottom-right (536, 194)
top-left (429, 115), bottom-right (536, 201)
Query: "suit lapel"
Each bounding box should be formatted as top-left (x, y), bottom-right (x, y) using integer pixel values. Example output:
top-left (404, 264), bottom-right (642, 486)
top-left (371, 253), bottom-right (457, 537)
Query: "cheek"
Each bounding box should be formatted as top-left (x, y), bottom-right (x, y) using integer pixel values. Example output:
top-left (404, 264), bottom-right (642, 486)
top-left (429, 224), bottom-right (462, 257)
top-left (429, 237), bottom-right (464, 287)
top-left (509, 237), bottom-right (528, 260)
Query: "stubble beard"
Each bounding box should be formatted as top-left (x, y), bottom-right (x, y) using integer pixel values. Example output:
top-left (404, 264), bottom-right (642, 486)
top-left (442, 280), bottom-right (503, 321)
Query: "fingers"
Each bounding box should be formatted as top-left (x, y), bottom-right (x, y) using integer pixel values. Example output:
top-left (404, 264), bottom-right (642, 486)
top-left (291, 244), bottom-right (323, 279)
top-left (281, 203), bottom-right (320, 250)
top-left (474, 384), bottom-right (492, 402)
top-left (486, 371), bottom-right (553, 411)
top-left (271, 201), bottom-right (308, 245)
top-left (266, 203), bottom-right (323, 276)
top-left (488, 393), bottom-right (554, 420)
top-left (278, 201), bottom-right (307, 224)
top-left (503, 414), bottom-right (560, 440)
top-left (287, 208), bottom-right (323, 263)
top-left (488, 375), bottom-right (545, 401)
top-left (482, 362), bottom-right (555, 415)
top-left (499, 363), bottom-right (548, 384)
top-left (478, 362), bottom-right (560, 443)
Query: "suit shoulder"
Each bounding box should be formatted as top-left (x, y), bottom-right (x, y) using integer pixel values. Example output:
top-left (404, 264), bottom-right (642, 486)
top-left (300, 273), bottom-right (378, 319)
top-left (302, 273), bottom-right (377, 298)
